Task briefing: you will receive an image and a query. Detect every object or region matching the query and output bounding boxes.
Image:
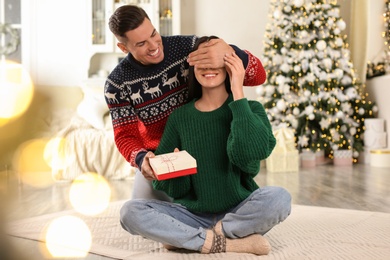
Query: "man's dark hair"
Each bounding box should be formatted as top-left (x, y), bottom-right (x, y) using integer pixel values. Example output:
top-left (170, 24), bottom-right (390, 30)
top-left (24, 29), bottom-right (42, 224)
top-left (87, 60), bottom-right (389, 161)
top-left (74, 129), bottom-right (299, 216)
top-left (108, 5), bottom-right (150, 41)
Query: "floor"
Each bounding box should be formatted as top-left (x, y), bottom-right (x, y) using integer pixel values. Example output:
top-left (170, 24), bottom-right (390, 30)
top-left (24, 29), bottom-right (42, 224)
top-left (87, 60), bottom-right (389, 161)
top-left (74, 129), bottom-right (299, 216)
top-left (1, 163), bottom-right (390, 259)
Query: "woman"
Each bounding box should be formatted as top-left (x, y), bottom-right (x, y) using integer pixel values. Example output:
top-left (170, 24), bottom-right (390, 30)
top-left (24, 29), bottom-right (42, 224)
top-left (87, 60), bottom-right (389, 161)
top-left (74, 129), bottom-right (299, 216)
top-left (120, 36), bottom-right (291, 255)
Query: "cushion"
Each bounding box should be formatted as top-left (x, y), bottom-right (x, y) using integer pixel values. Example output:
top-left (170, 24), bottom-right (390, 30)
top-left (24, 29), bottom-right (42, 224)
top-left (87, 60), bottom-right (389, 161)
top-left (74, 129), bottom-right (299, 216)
top-left (77, 79), bottom-right (109, 129)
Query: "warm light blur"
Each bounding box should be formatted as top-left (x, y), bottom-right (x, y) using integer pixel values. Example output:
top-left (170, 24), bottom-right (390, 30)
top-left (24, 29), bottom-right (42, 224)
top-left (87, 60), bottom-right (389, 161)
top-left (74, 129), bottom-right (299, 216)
top-left (12, 138), bottom-right (54, 188)
top-left (45, 216), bottom-right (92, 258)
top-left (0, 59), bottom-right (34, 127)
top-left (43, 137), bottom-right (68, 171)
top-left (69, 173), bottom-right (111, 216)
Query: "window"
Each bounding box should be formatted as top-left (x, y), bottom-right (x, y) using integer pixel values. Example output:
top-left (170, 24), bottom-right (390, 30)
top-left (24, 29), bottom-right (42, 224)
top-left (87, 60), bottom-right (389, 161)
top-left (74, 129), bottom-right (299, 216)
top-left (0, 0), bottom-right (21, 62)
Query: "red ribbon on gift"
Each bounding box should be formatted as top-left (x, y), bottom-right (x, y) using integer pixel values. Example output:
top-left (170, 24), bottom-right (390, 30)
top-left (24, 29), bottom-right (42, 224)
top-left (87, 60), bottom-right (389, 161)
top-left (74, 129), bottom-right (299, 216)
top-left (160, 154), bottom-right (178, 173)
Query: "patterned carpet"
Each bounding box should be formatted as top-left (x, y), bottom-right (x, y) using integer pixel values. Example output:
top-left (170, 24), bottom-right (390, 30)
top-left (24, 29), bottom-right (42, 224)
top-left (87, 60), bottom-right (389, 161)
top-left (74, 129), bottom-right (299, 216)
top-left (6, 201), bottom-right (390, 260)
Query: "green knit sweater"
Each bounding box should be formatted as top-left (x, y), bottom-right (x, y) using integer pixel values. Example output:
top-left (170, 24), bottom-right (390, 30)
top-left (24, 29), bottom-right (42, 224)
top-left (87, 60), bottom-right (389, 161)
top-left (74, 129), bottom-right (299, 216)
top-left (152, 95), bottom-right (276, 213)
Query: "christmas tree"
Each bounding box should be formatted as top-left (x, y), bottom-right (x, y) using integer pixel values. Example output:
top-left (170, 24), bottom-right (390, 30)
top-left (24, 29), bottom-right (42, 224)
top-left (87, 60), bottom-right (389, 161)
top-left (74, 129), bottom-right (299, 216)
top-left (257, 0), bottom-right (377, 162)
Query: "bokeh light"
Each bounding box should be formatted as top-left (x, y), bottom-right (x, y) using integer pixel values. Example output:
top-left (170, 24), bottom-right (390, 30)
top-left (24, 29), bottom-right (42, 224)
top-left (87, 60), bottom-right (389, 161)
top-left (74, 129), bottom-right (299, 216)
top-left (43, 137), bottom-right (68, 172)
top-left (45, 216), bottom-right (91, 258)
top-left (0, 59), bottom-right (34, 127)
top-left (69, 173), bottom-right (111, 216)
top-left (12, 138), bottom-right (54, 188)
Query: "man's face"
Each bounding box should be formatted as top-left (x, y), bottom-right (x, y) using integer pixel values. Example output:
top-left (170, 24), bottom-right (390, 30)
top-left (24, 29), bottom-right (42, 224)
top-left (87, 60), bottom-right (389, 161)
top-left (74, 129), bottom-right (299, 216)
top-left (118, 18), bottom-right (164, 65)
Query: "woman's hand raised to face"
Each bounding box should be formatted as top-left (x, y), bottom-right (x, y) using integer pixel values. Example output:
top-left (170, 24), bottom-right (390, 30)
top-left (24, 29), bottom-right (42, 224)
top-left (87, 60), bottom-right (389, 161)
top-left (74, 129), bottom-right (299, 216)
top-left (224, 52), bottom-right (245, 100)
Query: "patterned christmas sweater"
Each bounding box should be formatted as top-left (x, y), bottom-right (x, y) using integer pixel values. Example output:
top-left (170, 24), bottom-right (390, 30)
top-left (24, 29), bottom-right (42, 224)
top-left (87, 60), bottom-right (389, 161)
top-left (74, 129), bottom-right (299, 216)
top-left (104, 35), bottom-right (266, 169)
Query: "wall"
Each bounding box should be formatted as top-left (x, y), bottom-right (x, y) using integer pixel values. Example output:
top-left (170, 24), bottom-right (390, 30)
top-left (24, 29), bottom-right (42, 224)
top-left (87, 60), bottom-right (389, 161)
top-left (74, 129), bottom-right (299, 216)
top-left (181, 0), bottom-right (270, 58)
top-left (22, 0), bottom-right (90, 88)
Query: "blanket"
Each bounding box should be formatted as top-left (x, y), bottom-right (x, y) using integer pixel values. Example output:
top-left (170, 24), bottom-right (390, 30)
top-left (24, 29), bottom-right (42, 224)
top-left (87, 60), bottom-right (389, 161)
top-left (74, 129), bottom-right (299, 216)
top-left (51, 114), bottom-right (133, 181)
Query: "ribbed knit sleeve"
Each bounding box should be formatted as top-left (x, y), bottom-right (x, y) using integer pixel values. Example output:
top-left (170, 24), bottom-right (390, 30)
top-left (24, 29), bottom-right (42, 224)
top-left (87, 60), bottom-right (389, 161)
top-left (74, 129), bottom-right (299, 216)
top-left (227, 98), bottom-right (276, 175)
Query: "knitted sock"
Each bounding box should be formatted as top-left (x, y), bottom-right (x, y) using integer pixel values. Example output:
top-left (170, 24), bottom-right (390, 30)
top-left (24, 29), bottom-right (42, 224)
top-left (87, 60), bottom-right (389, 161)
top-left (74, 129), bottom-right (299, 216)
top-left (201, 229), bottom-right (217, 253)
top-left (209, 221), bottom-right (271, 255)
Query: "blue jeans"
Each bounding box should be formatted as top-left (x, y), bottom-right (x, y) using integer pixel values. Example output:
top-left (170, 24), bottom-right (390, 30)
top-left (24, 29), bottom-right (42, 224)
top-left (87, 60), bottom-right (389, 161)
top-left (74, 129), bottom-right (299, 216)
top-left (120, 186), bottom-right (291, 252)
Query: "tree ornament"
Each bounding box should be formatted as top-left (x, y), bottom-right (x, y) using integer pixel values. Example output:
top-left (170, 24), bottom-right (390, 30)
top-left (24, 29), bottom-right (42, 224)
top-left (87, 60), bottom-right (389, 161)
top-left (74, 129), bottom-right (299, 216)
top-left (320, 117), bottom-right (330, 129)
top-left (255, 85), bottom-right (265, 96)
top-left (265, 85), bottom-right (274, 97)
top-left (305, 105), bottom-right (314, 115)
top-left (334, 68), bottom-right (344, 79)
top-left (301, 59), bottom-right (309, 72)
top-left (345, 88), bottom-right (358, 99)
top-left (273, 9), bottom-right (282, 19)
top-left (294, 0), bottom-right (304, 8)
top-left (273, 54), bottom-right (283, 65)
top-left (337, 20), bottom-right (346, 31)
top-left (323, 58), bottom-right (332, 70)
top-left (298, 135), bottom-right (309, 147)
top-left (349, 127), bottom-right (356, 136)
top-left (316, 40), bottom-right (327, 51)
top-left (293, 107), bottom-right (300, 115)
top-left (276, 99), bottom-right (287, 111)
top-left (341, 76), bottom-right (352, 85)
top-left (336, 111), bottom-right (344, 119)
top-left (280, 63), bottom-right (290, 73)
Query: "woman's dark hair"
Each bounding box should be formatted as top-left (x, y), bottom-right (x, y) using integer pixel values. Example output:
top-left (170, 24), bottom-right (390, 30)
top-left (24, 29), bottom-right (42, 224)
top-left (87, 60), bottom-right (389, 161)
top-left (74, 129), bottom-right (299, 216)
top-left (187, 36), bottom-right (231, 101)
top-left (108, 5), bottom-right (150, 42)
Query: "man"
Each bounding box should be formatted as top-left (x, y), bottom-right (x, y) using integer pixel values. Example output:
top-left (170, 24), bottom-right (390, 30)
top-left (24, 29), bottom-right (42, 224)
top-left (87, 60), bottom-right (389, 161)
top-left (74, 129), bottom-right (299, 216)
top-left (105, 5), bottom-right (266, 200)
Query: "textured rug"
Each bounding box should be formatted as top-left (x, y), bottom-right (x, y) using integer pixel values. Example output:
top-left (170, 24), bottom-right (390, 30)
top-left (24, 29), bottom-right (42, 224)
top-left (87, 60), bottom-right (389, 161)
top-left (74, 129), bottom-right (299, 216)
top-left (6, 201), bottom-right (390, 260)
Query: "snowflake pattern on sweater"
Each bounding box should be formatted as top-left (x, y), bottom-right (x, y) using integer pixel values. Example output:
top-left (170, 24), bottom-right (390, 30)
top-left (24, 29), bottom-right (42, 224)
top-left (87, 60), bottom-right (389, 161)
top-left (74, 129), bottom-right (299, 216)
top-left (104, 35), bottom-right (266, 168)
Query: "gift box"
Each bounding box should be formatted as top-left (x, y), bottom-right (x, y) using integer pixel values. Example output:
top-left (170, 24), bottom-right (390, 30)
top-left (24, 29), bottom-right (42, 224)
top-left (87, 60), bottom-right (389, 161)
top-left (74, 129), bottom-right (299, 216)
top-left (150, 150), bottom-right (197, 180)
top-left (333, 149), bottom-right (353, 166)
top-left (364, 118), bottom-right (385, 132)
top-left (300, 151), bottom-right (316, 168)
top-left (364, 132), bottom-right (387, 148)
top-left (363, 118), bottom-right (387, 164)
top-left (370, 149), bottom-right (390, 168)
top-left (364, 119), bottom-right (387, 148)
top-left (266, 127), bottom-right (299, 172)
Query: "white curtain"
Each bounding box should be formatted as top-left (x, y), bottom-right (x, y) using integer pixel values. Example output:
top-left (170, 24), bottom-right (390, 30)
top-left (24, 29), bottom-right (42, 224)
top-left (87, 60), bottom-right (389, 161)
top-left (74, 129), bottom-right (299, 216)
top-left (349, 0), bottom-right (369, 85)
